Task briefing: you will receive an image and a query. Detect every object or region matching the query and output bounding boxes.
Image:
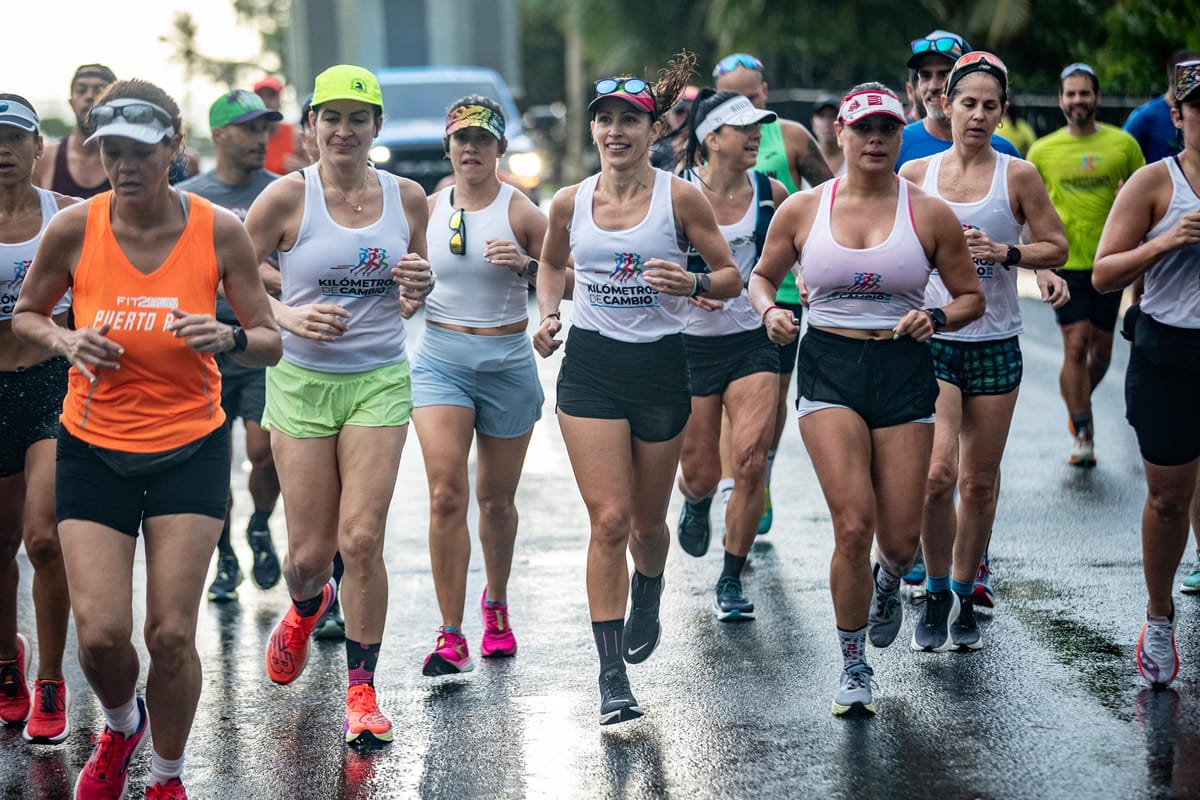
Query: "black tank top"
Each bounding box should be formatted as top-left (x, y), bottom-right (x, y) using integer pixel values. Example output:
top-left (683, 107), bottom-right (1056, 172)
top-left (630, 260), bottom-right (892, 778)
top-left (51, 136), bottom-right (110, 198)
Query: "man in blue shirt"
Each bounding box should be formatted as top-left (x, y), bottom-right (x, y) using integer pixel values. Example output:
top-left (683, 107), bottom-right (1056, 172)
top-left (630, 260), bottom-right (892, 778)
top-left (897, 29), bottom-right (1021, 169)
top-left (1124, 49), bottom-right (1200, 164)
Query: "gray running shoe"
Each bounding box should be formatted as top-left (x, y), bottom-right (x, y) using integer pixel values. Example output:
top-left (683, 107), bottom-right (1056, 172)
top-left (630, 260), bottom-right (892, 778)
top-left (950, 593), bottom-right (982, 650)
top-left (599, 666), bottom-right (643, 725)
top-left (714, 576), bottom-right (755, 621)
top-left (911, 589), bottom-right (961, 652)
top-left (676, 497), bottom-right (712, 557)
top-left (831, 663), bottom-right (877, 716)
top-left (867, 563), bottom-right (903, 648)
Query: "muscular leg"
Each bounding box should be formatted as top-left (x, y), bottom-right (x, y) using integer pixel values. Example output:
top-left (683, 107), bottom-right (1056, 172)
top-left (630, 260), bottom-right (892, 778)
top-left (475, 429), bottom-right (534, 603)
top-left (414, 406), bottom-right (476, 629)
top-left (1142, 459), bottom-right (1198, 618)
top-left (628, 433), bottom-right (685, 580)
top-left (142, 513), bottom-right (222, 760)
top-left (271, 432), bottom-right (341, 601)
top-left (722, 373), bottom-right (776, 558)
top-left (244, 421), bottom-right (280, 513)
top-left (872, 423), bottom-right (935, 591)
top-left (678, 394), bottom-right (723, 502)
top-left (922, 381), bottom-right (962, 582)
top-left (1086, 326), bottom-right (1115, 395)
top-left (1059, 321), bottom-right (1093, 421)
top-left (22, 439), bottom-right (69, 678)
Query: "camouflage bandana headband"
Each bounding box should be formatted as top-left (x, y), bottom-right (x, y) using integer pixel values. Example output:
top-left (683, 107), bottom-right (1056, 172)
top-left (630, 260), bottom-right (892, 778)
top-left (445, 104), bottom-right (506, 141)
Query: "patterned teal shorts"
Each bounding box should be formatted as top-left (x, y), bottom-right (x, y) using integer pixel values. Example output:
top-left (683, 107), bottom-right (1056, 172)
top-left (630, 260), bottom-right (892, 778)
top-left (928, 336), bottom-right (1022, 396)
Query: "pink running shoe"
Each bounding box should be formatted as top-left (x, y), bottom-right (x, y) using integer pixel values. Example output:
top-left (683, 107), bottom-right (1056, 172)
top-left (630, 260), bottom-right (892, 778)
top-left (0, 632), bottom-right (32, 725)
top-left (145, 777), bottom-right (187, 799)
top-left (422, 627), bottom-right (475, 676)
top-left (74, 696), bottom-right (148, 799)
top-left (266, 580), bottom-right (337, 685)
top-left (480, 587), bottom-right (517, 658)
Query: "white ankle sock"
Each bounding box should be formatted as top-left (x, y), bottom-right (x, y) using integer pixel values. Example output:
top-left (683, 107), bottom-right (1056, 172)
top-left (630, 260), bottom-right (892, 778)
top-left (149, 751), bottom-right (184, 786)
top-left (101, 696), bottom-right (140, 736)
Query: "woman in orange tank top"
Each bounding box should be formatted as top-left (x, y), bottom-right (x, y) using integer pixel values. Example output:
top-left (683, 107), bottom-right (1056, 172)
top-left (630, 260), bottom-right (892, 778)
top-left (13, 79), bottom-right (280, 800)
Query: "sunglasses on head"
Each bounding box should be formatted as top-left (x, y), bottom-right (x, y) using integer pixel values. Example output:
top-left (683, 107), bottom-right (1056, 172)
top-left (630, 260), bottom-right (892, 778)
top-left (954, 51), bottom-right (1008, 74)
top-left (448, 206), bottom-right (466, 256)
top-left (594, 78), bottom-right (651, 97)
top-left (1060, 62), bottom-right (1096, 79)
top-left (911, 36), bottom-right (965, 57)
top-left (713, 53), bottom-right (764, 78)
top-left (89, 102), bottom-right (173, 130)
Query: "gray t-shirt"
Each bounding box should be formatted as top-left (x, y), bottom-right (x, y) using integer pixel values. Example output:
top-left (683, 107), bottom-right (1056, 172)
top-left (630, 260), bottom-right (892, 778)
top-left (177, 169), bottom-right (279, 324)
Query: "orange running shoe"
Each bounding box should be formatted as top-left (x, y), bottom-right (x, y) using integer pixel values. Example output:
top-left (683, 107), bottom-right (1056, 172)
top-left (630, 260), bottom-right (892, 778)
top-left (145, 777), bottom-right (187, 799)
top-left (24, 678), bottom-right (71, 744)
top-left (344, 684), bottom-right (393, 743)
top-left (266, 580), bottom-right (336, 685)
top-left (0, 632), bottom-right (32, 725)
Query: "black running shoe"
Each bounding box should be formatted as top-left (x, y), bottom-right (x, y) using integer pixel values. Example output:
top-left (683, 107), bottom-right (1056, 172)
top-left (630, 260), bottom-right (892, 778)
top-left (911, 589), bottom-right (960, 652)
top-left (207, 552), bottom-right (242, 602)
top-left (623, 593), bottom-right (662, 665)
top-left (714, 576), bottom-right (755, 621)
top-left (598, 666), bottom-right (643, 725)
top-left (314, 595), bottom-right (346, 641)
top-left (950, 593), bottom-right (982, 650)
top-left (676, 497), bottom-right (712, 557)
top-left (248, 528), bottom-right (282, 590)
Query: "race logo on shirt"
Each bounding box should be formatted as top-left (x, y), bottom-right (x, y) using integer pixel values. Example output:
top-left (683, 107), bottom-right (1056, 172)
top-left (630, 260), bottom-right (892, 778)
top-left (322, 247), bottom-right (396, 297)
top-left (584, 252), bottom-right (659, 308)
top-left (830, 272), bottom-right (890, 303)
top-left (90, 295), bottom-right (183, 332)
top-left (1, 260), bottom-right (30, 315)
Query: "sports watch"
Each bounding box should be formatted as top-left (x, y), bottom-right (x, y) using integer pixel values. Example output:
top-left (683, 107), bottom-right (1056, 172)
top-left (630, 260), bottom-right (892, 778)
top-left (228, 325), bottom-right (248, 354)
top-left (1002, 244), bottom-right (1021, 267)
top-left (924, 307), bottom-right (947, 332)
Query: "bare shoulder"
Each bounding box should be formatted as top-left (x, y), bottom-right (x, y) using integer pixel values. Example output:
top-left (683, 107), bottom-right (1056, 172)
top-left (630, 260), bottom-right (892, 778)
top-left (51, 191), bottom-right (82, 210)
top-left (898, 156), bottom-right (931, 185)
top-left (40, 198), bottom-right (90, 248)
top-left (768, 177), bottom-right (790, 206)
top-left (669, 173), bottom-right (708, 206)
top-left (388, 172), bottom-right (427, 205)
top-left (777, 185), bottom-right (821, 217)
top-left (906, 182), bottom-right (961, 234)
top-left (549, 183), bottom-right (581, 219)
top-left (210, 203), bottom-right (251, 235)
top-left (255, 170), bottom-right (306, 211)
top-left (778, 118), bottom-right (815, 138)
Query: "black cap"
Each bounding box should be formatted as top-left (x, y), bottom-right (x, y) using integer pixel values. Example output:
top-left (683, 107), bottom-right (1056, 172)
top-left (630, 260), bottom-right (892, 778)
top-left (814, 93), bottom-right (839, 113)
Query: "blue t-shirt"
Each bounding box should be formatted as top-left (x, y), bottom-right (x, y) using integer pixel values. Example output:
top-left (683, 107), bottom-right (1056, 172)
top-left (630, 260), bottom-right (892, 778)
top-left (896, 120), bottom-right (1021, 171)
top-left (1123, 96), bottom-right (1179, 164)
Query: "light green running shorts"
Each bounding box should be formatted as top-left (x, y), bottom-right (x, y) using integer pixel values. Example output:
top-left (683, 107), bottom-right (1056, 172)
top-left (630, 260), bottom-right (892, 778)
top-left (263, 359), bottom-right (412, 438)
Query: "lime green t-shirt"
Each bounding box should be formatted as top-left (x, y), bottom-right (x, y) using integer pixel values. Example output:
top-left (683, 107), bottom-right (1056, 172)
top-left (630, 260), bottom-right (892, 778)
top-left (755, 120), bottom-right (800, 302)
top-left (1027, 123), bottom-right (1145, 271)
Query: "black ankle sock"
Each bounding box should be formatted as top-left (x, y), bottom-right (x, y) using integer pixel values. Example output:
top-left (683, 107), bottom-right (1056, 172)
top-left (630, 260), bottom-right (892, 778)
top-left (293, 591), bottom-right (325, 618)
top-left (630, 570), bottom-right (663, 608)
top-left (247, 509), bottom-right (273, 533)
top-left (722, 551), bottom-right (747, 580)
top-left (592, 619), bottom-right (625, 673)
top-left (346, 639), bottom-right (381, 687)
top-left (217, 517), bottom-right (234, 556)
top-left (1071, 413), bottom-right (1092, 438)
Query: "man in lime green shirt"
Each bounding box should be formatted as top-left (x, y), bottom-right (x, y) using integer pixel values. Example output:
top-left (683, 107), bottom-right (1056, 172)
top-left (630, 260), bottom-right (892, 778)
top-left (1027, 63), bottom-right (1145, 468)
top-left (710, 53), bottom-right (832, 537)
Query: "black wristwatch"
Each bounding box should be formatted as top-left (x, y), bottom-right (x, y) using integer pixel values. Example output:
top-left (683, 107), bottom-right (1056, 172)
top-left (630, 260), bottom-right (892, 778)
top-left (925, 307), bottom-right (947, 332)
top-left (1002, 244), bottom-right (1021, 267)
top-left (228, 325), bottom-right (248, 354)
top-left (523, 259), bottom-right (539, 279)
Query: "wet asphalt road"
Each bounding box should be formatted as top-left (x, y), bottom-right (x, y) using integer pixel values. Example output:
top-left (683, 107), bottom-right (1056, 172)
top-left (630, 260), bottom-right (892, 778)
top-left (2, 293), bottom-right (1198, 799)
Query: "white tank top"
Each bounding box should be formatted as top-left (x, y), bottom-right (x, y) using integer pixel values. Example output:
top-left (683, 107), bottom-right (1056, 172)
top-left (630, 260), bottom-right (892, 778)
top-left (1141, 157), bottom-right (1200, 330)
top-left (278, 166), bottom-right (410, 372)
top-left (569, 169), bottom-right (689, 343)
top-left (0, 188), bottom-right (71, 321)
top-left (681, 168), bottom-right (761, 336)
top-left (922, 152), bottom-right (1024, 341)
top-left (801, 177), bottom-right (931, 329)
top-left (425, 183), bottom-right (530, 327)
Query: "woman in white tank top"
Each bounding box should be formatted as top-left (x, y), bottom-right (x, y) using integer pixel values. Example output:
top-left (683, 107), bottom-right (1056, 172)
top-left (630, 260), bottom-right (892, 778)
top-left (0, 94), bottom-right (78, 745)
top-left (533, 54), bottom-right (743, 726)
top-left (411, 96), bottom-right (556, 676)
top-left (897, 52), bottom-right (1067, 652)
top-left (244, 65), bottom-right (434, 743)
top-left (673, 89), bottom-right (790, 620)
top-left (1093, 59), bottom-right (1200, 689)
top-left (748, 83), bottom-right (983, 717)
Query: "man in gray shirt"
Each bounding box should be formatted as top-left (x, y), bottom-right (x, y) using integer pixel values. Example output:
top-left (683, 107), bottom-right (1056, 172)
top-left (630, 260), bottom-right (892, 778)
top-left (179, 90), bottom-right (285, 605)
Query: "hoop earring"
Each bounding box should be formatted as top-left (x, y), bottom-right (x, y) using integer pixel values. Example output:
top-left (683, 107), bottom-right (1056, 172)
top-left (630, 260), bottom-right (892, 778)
top-left (997, 119), bottom-right (1005, 129)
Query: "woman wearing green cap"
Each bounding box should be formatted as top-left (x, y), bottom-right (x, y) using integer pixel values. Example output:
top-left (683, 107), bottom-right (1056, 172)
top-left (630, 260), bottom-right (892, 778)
top-left (245, 63), bottom-right (433, 745)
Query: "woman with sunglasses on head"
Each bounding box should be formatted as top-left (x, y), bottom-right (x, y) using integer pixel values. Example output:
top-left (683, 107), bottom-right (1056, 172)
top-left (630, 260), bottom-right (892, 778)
top-left (243, 64), bottom-right (432, 745)
top-left (0, 95), bottom-right (77, 747)
top-left (414, 96), bottom-right (557, 675)
top-left (898, 52), bottom-right (1068, 653)
top-left (1093, 60), bottom-right (1200, 689)
top-left (534, 54), bottom-right (743, 725)
top-left (12, 79), bottom-right (280, 799)
top-left (749, 83), bottom-right (983, 716)
top-left (672, 89), bottom-right (789, 620)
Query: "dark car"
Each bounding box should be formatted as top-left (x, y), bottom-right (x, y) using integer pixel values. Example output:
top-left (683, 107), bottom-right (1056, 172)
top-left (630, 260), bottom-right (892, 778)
top-left (369, 66), bottom-right (542, 197)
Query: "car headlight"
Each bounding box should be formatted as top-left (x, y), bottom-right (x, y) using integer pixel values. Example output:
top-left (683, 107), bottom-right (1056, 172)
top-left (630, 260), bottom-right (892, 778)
top-left (507, 151), bottom-right (542, 180)
top-left (369, 145), bottom-right (392, 164)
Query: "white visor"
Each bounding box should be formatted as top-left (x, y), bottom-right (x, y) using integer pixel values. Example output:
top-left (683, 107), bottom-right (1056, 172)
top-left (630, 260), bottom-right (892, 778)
top-left (838, 91), bottom-right (906, 125)
top-left (85, 99), bottom-right (176, 145)
top-left (695, 95), bottom-right (777, 141)
top-left (0, 99), bottom-right (39, 132)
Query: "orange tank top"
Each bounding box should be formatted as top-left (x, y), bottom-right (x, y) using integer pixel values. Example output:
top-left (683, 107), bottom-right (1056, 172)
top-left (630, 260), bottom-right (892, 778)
top-left (61, 192), bottom-right (226, 452)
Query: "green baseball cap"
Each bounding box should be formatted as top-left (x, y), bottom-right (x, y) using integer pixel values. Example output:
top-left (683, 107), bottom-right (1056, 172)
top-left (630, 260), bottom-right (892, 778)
top-left (311, 65), bottom-right (384, 111)
top-left (210, 89), bottom-right (283, 129)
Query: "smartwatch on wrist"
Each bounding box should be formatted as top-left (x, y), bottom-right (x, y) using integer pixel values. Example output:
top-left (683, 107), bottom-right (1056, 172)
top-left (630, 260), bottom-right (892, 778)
top-left (229, 325), bottom-right (248, 354)
top-left (1002, 244), bottom-right (1021, 267)
top-left (523, 259), bottom-right (539, 279)
top-left (696, 273), bottom-right (712, 297)
top-left (924, 307), bottom-right (947, 332)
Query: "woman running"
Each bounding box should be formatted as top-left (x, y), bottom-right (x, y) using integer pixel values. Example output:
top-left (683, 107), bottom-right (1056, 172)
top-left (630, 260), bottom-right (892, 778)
top-left (534, 54), bottom-right (742, 725)
top-left (749, 83), bottom-right (983, 716)
top-left (244, 64), bottom-right (432, 744)
top-left (899, 52), bottom-right (1068, 652)
top-left (13, 79), bottom-right (280, 799)
top-left (1093, 58), bottom-right (1200, 688)
top-left (0, 94), bottom-right (76, 746)
top-left (414, 96), bottom-right (551, 674)
top-left (673, 89), bottom-right (789, 621)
